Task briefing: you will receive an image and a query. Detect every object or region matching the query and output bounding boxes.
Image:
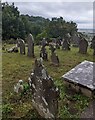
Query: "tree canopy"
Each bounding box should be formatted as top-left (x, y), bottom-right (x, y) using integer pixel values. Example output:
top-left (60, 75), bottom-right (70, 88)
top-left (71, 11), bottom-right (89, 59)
top-left (2, 2), bottom-right (78, 43)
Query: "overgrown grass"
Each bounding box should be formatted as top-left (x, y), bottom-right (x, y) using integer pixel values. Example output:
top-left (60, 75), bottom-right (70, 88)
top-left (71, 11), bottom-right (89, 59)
top-left (2, 44), bottom-right (95, 118)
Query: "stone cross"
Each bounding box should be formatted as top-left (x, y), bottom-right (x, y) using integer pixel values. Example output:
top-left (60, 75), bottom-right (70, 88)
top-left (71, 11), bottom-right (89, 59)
top-left (28, 58), bottom-right (59, 118)
top-left (27, 33), bottom-right (35, 57)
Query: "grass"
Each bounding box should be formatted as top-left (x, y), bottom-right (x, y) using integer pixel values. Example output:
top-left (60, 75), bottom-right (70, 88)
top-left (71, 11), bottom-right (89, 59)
top-left (2, 44), bottom-right (95, 118)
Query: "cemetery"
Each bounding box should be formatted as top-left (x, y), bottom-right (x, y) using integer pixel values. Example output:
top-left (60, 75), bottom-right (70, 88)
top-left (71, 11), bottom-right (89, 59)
top-left (2, 41), bottom-right (95, 118)
top-left (1, 2), bottom-right (95, 119)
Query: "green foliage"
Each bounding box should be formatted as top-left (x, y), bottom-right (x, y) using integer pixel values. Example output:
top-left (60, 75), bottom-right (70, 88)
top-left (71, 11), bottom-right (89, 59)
top-left (2, 2), bottom-right (20, 40)
top-left (36, 30), bottom-right (47, 44)
top-left (2, 104), bottom-right (13, 114)
top-left (46, 17), bottom-right (77, 38)
top-left (2, 2), bottom-right (78, 42)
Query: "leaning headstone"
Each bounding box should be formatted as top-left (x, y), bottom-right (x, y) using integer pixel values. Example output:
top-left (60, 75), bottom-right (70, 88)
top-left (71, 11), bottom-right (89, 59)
top-left (28, 58), bottom-right (59, 118)
top-left (17, 38), bottom-right (25, 55)
top-left (91, 36), bottom-right (95, 55)
top-left (40, 38), bottom-right (48, 60)
top-left (49, 44), bottom-right (59, 66)
top-left (27, 34), bottom-right (35, 57)
top-left (78, 37), bottom-right (88, 54)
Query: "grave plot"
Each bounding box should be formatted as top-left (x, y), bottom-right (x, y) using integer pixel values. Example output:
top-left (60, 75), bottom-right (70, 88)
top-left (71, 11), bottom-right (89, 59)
top-left (62, 60), bottom-right (95, 97)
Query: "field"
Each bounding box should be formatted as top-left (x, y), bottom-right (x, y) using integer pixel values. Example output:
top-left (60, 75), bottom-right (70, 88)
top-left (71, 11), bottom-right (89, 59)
top-left (2, 44), bottom-right (95, 118)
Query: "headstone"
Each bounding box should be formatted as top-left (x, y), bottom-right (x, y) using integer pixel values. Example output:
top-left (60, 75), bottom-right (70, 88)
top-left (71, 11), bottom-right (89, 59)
top-left (14, 80), bottom-right (24, 93)
top-left (62, 60), bottom-right (95, 97)
top-left (62, 39), bottom-right (70, 50)
top-left (28, 58), bottom-right (59, 118)
top-left (52, 38), bottom-right (56, 45)
top-left (56, 43), bottom-right (60, 49)
top-left (27, 34), bottom-right (35, 57)
top-left (91, 36), bottom-right (95, 55)
top-left (49, 44), bottom-right (59, 66)
top-left (40, 38), bottom-right (48, 60)
top-left (17, 38), bottom-right (25, 55)
top-left (78, 37), bottom-right (88, 54)
top-left (71, 33), bottom-right (80, 47)
top-left (56, 39), bottom-right (60, 49)
top-left (7, 46), bottom-right (18, 53)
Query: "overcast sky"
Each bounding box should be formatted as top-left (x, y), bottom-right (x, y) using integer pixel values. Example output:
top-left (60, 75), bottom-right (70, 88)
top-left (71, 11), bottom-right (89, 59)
top-left (2, 1), bottom-right (94, 29)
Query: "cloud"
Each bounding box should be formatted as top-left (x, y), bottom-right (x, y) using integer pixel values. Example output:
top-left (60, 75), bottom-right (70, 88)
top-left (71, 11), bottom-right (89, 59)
top-left (2, 0), bottom-right (94, 2)
top-left (2, 2), bottom-right (93, 29)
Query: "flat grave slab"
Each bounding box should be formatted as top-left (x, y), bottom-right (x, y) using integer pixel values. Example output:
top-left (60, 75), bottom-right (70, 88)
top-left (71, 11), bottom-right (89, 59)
top-left (62, 60), bottom-right (95, 97)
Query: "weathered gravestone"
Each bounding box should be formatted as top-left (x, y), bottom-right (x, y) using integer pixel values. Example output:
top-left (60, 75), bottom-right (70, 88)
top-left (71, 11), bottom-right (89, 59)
top-left (40, 38), bottom-right (48, 60)
top-left (56, 39), bottom-right (61, 49)
top-left (62, 39), bottom-right (70, 50)
top-left (49, 44), bottom-right (59, 66)
top-left (17, 38), bottom-right (25, 55)
top-left (91, 36), bottom-right (95, 55)
top-left (7, 46), bottom-right (18, 53)
top-left (62, 60), bottom-right (95, 97)
top-left (71, 33), bottom-right (80, 47)
top-left (27, 34), bottom-right (35, 57)
top-left (56, 43), bottom-right (60, 49)
top-left (78, 37), bottom-right (88, 54)
top-left (28, 58), bottom-right (59, 118)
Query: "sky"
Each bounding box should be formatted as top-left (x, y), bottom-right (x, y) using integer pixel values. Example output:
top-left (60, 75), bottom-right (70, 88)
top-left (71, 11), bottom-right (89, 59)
top-left (2, 0), bottom-right (94, 29)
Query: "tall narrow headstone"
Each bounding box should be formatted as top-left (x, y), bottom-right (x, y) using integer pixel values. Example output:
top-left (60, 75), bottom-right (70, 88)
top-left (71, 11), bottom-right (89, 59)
top-left (40, 38), bottom-right (48, 60)
top-left (27, 34), bottom-right (35, 57)
top-left (28, 58), bottom-right (59, 118)
top-left (49, 44), bottom-right (59, 66)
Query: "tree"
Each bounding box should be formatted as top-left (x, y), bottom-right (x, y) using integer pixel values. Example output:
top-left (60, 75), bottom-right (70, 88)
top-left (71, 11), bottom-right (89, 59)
top-left (2, 2), bottom-right (20, 40)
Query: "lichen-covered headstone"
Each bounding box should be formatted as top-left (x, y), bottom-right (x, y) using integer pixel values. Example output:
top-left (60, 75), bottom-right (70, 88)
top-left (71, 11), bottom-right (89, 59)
top-left (28, 58), bottom-right (59, 118)
top-left (17, 38), bottom-right (25, 55)
top-left (49, 44), bottom-right (59, 66)
top-left (27, 34), bottom-right (35, 57)
top-left (40, 38), bottom-right (48, 60)
top-left (79, 37), bottom-right (88, 54)
top-left (62, 60), bottom-right (95, 97)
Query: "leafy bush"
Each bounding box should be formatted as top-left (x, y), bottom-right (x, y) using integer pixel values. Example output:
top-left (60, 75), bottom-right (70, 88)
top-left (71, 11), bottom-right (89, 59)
top-left (2, 104), bottom-right (13, 114)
